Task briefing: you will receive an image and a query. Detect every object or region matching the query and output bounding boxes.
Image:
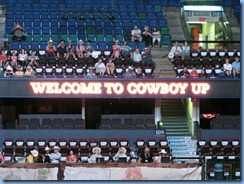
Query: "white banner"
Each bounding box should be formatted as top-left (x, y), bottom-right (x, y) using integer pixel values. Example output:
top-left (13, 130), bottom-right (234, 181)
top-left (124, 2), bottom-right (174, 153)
top-left (0, 167), bottom-right (58, 180)
top-left (64, 166), bottom-right (202, 180)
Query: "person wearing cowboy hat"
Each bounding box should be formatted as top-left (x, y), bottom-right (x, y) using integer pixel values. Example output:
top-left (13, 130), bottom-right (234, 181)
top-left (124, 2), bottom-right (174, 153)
top-left (46, 39), bottom-right (57, 58)
top-left (123, 66), bottom-right (136, 78)
top-left (88, 147), bottom-right (103, 163)
top-left (40, 146), bottom-right (51, 163)
top-left (113, 147), bottom-right (127, 162)
top-left (76, 40), bottom-right (86, 59)
top-left (111, 40), bottom-right (121, 59)
top-left (86, 66), bottom-right (97, 78)
top-left (26, 149), bottom-right (39, 163)
top-left (156, 149), bottom-right (170, 163)
top-left (28, 50), bottom-right (39, 67)
top-left (50, 146), bottom-right (61, 164)
top-left (14, 65), bottom-right (24, 76)
top-left (66, 40), bottom-right (77, 60)
top-left (4, 65), bottom-right (14, 77)
top-left (24, 65), bottom-right (35, 76)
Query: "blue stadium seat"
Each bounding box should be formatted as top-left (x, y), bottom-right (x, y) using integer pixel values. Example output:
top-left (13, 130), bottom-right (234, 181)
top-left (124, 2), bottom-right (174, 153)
top-left (68, 28), bottom-right (77, 35)
top-left (30, 42), bottom-right (40, 51)
top-left (32, 12), bottom-right (40, 19)
top-left (41, 4), bottom-right (49, 12)
top-left (105, 35), bottom-right (114, 43)
top-left (32, 4), bottom-right (40, 12)
top-left (136, 5), bottom-right (145, 13)
top-left (127, 5), bottom-right (135, 13)
top-left (131, 20), bottom-right (140, 27)
top-left (94, 20), bottom-right (103, 27)
top-left (97, 42), bottom-right (107, 50)
top-left (39, 42), bottom-right (47, 50)
top-left (33, 27), bottom-right (42, 35)
top-left (156, 13), bottom-right (165, 20)
top-left (115, 35), bottom-right (124, 42)
top-left (104, 27), bottom-right (113, 35)
top-left (42, 27), bottom-right (50, 35)
top-left (112, 20), bottom-right (121, 27)
top-left (41, 13), bottom-right (49, 19)
top-left (114, 27), bottom-right (123, 35)
top-left (118, 5), bottom-right (127, 13)
top-left (149, 20), bottom-right (157, 27)
top-left (96, 35), bottom-right (105, 43)
top-left (10, 42), bottom-right (20, 50)
top-left (86, 20), bottom-right (94, 27)
top-left (128, 42), bottom-right (136, 49)
top-left (120, 13), bottom-right (128, 19)
top-left (145, 5), bottom-right (154, 13)
top-left (23, 12), bottom-right (32, 20)
top-left (33, 20), bottom-right (41, 27)
top-left (15, 12), bottom-right (23, 19)
top-left (87, 34), bottom-right (96, 42)
top-left (15, 4), bottom-right (23, 12)
top-left (51, 27), bottom-right (58, 34)
top-left (94, 27), bottom-right (104, 35)
top-left (23, 4), bottom-right (32, 12)
top-left (140, 20), bottom-right (148, 26)
top-left (20, 42), bottom-right (30, 50)
top-left (5, 19), bottom-right (15, 28)
top-left (50, 5), bottom-right (58, 12)
top-left (50, 20), bottom-right (58, 27)
top-left (122, 20), bottom-right (130, 27)
top-left (6, 12), bottom-right (14, 19)
top-left (158, 20), bottom-right (167, 27)
top-left (41, 19), bottom-right (50, 27)
top-left (138, 42), bottom-right (146, 50)
top-left (147, 13), bottom-right (156, 20)
top-left (68, 20), bottom-right (77, 27)
top-left (129, 13), bottom-right (138, 20)
top-left (103, 20), bottom-right (112, 27)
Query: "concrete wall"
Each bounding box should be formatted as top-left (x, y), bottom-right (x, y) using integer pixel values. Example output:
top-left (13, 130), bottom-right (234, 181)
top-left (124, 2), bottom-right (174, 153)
top-left (200, 129), bottom-right (240, 141)
top-left (202, 22), bottom-right (215, 49)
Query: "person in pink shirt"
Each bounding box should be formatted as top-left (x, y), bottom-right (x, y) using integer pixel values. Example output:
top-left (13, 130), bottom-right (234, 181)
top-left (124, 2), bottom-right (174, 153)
top-left (66, 150), bottom-right (78, 163)
top-left (76, 40), bottom-right (86, 59)
top-left (0, 49), bottom-right (8, 68)
top-left (111, 40), bottom-right (121, 59)
top-left (0, 152), bottom-right (5, 163)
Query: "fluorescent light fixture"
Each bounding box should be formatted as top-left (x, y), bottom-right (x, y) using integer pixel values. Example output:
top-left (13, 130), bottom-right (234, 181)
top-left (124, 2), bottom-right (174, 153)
top-left (186, 21), bottom-right (207, 24)
top-left (183, 5), bottom-right (223, 11)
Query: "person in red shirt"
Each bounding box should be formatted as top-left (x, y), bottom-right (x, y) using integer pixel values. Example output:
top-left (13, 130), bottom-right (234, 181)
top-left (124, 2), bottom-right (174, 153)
top-left (66, 150), bottom-right (77, 163)
top-left (0, 152), bottom-right (5, 163)
top-left (0, 49), bottom-right (8, 68)
top-left (190, 67), bottom-right (199, 78)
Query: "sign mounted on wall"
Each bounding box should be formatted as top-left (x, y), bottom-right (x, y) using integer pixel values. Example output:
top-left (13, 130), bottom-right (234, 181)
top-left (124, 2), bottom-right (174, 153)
top-left (0, 78), bottom-right (240, 98)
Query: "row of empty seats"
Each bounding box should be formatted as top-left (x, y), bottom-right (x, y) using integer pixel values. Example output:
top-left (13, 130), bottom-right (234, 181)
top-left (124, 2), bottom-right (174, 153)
top-left (210, 115), bottom-right (240, 130)
top-left (18, 115), bottom-right (85, 130)
top-left (197, 137), bottom-right (240, 156)
top-left (190, 49), bottom-right (240, 59)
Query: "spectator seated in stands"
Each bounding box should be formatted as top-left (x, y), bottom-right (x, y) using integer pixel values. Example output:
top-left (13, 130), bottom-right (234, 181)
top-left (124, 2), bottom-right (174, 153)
top-left (10, 51), bottom-right (18, 72)
top-left (18, 48), bottom-right (28, 69)
top-left (43, 146), bottom-right (51, 163)
top-left (26, 149), bottom-right (39, 163)
top-left (14, 65), bottom-right (24, 77)
top-left (28, 51), bottom-right (39, 67)
top-left (131, 49), bottom-right (142, 66)
top-left (66, 150), bottom-right (78, 163)
top-left (155, 149), bottom-right (171, 163)
top-left (89, 147), bottom-right (103, 163)
top-left (25, 65), bottom-right (35, 76)
top-left (223, 58), bottom-right (232, 77)
top-left (121, 41), bottom-right (132, 58)
top-left (178, 67), bottom-right (190, 78)
top-left (94, 58), bottom-right (106, 76)
top-left (151, 27), bottom-right (161, 47)
top-left (4, 65), bottom-right (14, 77)
top-left (138, 147), bottom-right (154, 163)
top-left (0, 49), bottom-right (8, 69)
top-left (142, 48), bottom-right (154, 69)
top-left (57, 39), bottom-right (67, 59)
top-left (131, 25), bottom-right (142, 42)
top-left (106, 58), bottom-right (115, 75)
top-left (135, 66), bottom-right (145, 77)
top-left (189, 67), bottom-right (199, 78)
top-left (86, 67), bottom-right (97, 78)
top-left (142, 26), bottom-right (152, 47)
top-left (85, 40), bottom-right (95, 58)
top-left (46, 40), bottom-right (57, 58)
top-left (113, 147), bottom-right (127, 162)
top-left (182, 41), bottom-right (190, 58)
top-left (66, 41), bottom-right (77, 60)
top-left (76, 40), bottom-right (86, 59)
top-left (111, 40), bottom-right (121, 59)
top-left (12, 22), bottom-right (26, 41)
top-left (0, 152), bottom-right (4, 163)
top-left (50, 146), bottom-right (61, 164)
top-left (124, 66), bottom-right (136, 78)
top-left (232, 57), bottom-right (240, 78)
top-left (168, 41), bottom-right (184, 62)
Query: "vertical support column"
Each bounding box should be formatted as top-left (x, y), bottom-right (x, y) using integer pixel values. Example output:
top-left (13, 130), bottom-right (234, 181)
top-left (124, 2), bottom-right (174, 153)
top-left (192, 99), bottom-right (200, 136)
top-left (81, 99), bottom-right (85, 120)
top-left (155, 98), bottom-right (161, 126)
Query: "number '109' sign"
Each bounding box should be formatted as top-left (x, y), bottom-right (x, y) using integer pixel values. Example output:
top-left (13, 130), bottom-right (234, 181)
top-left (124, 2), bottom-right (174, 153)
top-left (30, 82), bottom-right (210, 97)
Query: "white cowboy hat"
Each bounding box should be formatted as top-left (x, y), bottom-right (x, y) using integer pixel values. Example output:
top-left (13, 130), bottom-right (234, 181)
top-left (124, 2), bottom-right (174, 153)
top-left (6, 65), bottom-right (13, 71)
top-left (128, 66), bottom-right (134, 70)
top-left (115, 40), bottom-right (119, 43)
top-left (119, 147), bottom-right (127, 154)
top-left (48, 39), bottom-right (53, 43)
top-left (159, 149), bottom-right (167, 154)
top-left (78, 39), bottom-right (83, 43)
top-left (30, 149), bottom-right (39, 157)
top-left (45, 146), bottom-right (51, 151)
top-left (92, 147), bottom-right (101, 154)
top-left (53, 146), bottom-right (60, 150)
top-left (26, 65), bottom-right (32, 69)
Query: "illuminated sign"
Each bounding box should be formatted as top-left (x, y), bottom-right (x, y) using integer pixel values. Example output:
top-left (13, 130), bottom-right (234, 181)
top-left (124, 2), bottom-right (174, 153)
top-left (30, 82), bottom-right (210, 96)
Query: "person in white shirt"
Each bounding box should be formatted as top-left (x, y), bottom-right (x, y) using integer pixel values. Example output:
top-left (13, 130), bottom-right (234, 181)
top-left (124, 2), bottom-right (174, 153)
top-left (89, 147), bottom-right (103, 163)
top-left (131, 49), bottom-right (142, 66)
top-left (223, 58), bottom-right (232, 77)
top-left (94, 58), bottom-right (106, 75)
top-left (131, 25), bottom-right (142, 42)
top-left (168, 41), bottom-right (183, 62)
top-left (113, 147), bottom-right (127, 162)
top-left (152, 27), bottom-right (161, 47)
top-left (50, 146), bottom-right (61, 164)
